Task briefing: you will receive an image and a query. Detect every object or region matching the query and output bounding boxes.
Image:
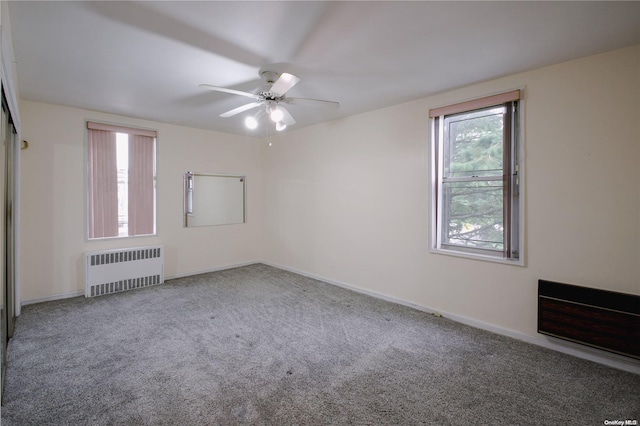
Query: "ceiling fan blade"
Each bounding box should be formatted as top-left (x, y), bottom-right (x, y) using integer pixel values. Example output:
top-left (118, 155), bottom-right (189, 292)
top-left (220, 102), bottom-right (261, 118)
top-left (278, 105), bottom-right (296, 126)
top-left (286, 97), bottom-right (340, 109)
top-left (199, 84), bottom-right (260, 100)
top-left (270, 73), bottom-right (301, 97)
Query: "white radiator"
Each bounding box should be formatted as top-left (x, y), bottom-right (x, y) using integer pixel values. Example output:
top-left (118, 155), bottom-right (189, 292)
top-left (85, 246), bottom-right (164, 298)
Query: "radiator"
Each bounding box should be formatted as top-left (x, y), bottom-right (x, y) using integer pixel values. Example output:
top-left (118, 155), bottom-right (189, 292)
top-left (85, 246), bottom-right (164, 298)
top-left (538, 279), bottom-right (640, 360)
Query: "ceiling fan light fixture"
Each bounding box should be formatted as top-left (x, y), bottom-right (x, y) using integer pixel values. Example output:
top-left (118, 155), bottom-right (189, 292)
top-left (244, 116), bottom-right (258, 130)
top-left (245, 108), bottom-right (265, 130)
top-left (201, 66), bottom-right (338, 133)
top-left (269, 106), bottom-right (284, 123)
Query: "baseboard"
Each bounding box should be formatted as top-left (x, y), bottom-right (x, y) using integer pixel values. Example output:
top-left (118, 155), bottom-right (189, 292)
top-left (20, 260), bottom-right (640, 375)
top-left (21, 290), bottom-right (84, 306)
top-left (261, 261), bottom-right (640, 375)
top-left (164, 260), bottom-right (261, 281)
top-left (439, 309), bottom-right (640, 375)
top-left (20, 261), bottom-right (261, 307)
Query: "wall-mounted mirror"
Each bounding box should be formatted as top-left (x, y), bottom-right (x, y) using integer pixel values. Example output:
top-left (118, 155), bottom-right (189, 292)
top-left (184, 172), bottom-right (246, 227)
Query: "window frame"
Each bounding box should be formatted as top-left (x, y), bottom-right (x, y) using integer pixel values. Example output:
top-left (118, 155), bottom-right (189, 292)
top-left (429, 90), bottom-right (524, 265)
top-left (85, 120), bottom-right (158, 241)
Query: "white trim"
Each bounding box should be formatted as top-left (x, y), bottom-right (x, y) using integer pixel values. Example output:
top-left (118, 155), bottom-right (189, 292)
top-left (262, 261), bottom-right (433, 313)
top-left (20, 261), bottom-right (261, 306)
top-left (164, 260), bottom-right (260, 281)
top-left (429, 246), bottom-right (525, 266)
top-left (439, 309), bottom-right (640, 375)
top-left (21, 290), bottom-right (85, 307)
top-left (262, 261), bottom-right (640, 375)
top-left (18, 260), bottom-right (640, 374)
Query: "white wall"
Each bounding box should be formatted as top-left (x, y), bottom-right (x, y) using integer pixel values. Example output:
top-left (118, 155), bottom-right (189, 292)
top-left (17, 45), bottom-right (640, 369)
top-left (262, 45), bottom-right (640, 341)
top-left (19, 102), bottom-right (262, 301)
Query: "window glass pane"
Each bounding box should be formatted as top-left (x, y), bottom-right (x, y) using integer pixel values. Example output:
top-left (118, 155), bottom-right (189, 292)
top-left (442, 180), bottom-right (504, 251)
top-left (431, 94), bottom-right (520, 262)
top-left (116, 133), bottom-right (129, 237)
top-left (444, 107), bottom-right (504, 178)
top-left (87, 124), bottom-right (156, 240)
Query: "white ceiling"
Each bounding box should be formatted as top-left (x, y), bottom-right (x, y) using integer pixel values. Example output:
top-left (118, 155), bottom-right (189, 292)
top-left (8, 1), bottom-right (640, 137)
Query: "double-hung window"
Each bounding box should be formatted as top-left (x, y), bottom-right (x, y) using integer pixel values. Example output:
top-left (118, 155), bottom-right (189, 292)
top-left (430, 90), bottom-right (522, 262)
top-left (86, 122), bottom-right (157, 239)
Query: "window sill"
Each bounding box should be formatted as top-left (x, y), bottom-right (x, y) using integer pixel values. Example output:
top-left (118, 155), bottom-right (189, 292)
top-left (430, 247), bottom-right (525, 267)
top-left (86, 233), bottom-right (158, 243)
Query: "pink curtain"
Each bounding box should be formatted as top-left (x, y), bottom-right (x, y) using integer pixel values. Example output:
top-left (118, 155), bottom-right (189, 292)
top-left (87, 129), bottom-right (119, 238)
top-left (128, 135), bottom-right (155, 236)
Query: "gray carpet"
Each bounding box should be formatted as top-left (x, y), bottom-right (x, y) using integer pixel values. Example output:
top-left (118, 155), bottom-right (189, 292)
top-left (2, 264), bottom-right (639, 425)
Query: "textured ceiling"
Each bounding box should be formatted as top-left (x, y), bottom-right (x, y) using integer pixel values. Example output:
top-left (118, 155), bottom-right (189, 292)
top-left (8, 1), bottom-right (640, 137)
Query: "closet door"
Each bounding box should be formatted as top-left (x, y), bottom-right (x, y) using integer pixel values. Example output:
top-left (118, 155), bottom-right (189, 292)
top-left (3, 95), bottom-right (15, 338)
top-left (0, 95), bottom-right (6, 391)
top-left (1, 91), bottom-right (16, 393)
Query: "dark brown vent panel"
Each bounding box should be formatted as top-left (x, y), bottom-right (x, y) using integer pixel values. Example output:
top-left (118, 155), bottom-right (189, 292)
top-left (538, 280), bottom-right (640, 360)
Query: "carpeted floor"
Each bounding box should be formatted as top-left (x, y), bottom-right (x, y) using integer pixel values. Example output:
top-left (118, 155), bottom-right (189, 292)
top-left (1, 264), bottom-right (639, 425)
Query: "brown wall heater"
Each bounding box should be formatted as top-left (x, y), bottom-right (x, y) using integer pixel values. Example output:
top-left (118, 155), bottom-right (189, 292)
top-left (538, 280), bottom-right (640, 360)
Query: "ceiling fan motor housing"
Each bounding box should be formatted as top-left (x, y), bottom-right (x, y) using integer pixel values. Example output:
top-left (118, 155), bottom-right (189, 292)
top-left (260, 91), bottom-right (284, 102)
top-left (260, 70), bottom-right (279, 84)
top-left (259, 71), bottom-right (283, 100)
top-left (200, 66), bottom-right (338, 128)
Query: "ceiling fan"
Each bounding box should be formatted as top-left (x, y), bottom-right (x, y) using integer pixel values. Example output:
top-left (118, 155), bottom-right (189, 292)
top-left (200, 68), bottom-right (339, 131)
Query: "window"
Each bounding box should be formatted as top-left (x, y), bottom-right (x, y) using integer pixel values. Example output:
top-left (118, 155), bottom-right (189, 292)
top-left (430, 90), bottom-right (522, 262)
top-left (87, 122), bottom-right (157, 239)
